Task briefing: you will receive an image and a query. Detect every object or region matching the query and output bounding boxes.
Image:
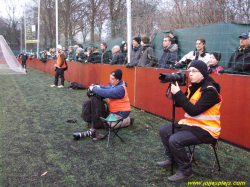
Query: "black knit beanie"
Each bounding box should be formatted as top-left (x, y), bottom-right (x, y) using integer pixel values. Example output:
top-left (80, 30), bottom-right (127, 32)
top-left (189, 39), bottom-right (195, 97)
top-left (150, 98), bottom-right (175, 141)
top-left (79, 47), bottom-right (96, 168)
top-left (211, 52), bottom-right (221, 62)
top-left (133, 36), bottom-right (141, 45)
top-left (189, 60), bottom-right (208, 77)
top-left (111, 69), bottom-right (122, 80)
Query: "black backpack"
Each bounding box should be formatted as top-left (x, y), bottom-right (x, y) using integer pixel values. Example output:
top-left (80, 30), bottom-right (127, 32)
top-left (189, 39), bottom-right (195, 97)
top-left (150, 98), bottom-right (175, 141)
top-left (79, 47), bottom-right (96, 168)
top-left (81, 91), bottom-right (109, 129)
top-left (68, 82), bottom-right (86, 90)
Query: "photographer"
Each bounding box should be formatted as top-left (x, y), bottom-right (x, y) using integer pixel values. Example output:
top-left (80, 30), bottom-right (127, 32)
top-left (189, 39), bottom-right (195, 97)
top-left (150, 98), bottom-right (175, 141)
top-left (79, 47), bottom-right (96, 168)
top-left (157, 60), bottom-right (222, 182)
top-left (89, 69), bottom-right (134, 128)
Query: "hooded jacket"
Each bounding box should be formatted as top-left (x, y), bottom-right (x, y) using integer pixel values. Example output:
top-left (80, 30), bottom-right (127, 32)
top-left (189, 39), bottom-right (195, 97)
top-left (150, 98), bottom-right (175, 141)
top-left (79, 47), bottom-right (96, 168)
top-left (157, 44), bottom-right (179, 68)
top-left (138, 43), bottom-right (158, 67)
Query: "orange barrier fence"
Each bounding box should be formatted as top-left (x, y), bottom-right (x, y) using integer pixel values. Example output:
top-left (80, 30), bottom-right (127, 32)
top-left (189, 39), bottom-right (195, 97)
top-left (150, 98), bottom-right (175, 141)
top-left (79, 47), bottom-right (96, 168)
top-left (26, 59), bottom-right (250, 150)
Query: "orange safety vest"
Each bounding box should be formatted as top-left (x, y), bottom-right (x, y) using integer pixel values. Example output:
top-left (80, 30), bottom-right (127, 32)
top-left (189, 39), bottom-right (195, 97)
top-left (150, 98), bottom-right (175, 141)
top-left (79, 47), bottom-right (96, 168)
top-left (178, 86), bottom-right (222, 139)
top-left (108, 82), bottom-right (131, 112)
top-left (57, 52), bottom-right (66, 68)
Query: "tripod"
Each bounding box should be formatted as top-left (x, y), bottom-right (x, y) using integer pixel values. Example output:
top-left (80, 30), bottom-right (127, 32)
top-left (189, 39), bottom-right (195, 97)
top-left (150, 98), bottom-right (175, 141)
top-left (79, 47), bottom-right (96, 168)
top-left (166, 83), bottom-right (176, 175)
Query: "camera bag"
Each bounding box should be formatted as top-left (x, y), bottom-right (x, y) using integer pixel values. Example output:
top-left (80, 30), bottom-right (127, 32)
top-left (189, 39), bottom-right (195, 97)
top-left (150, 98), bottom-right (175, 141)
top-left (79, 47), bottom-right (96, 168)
top-left (81, 92), bottom-right (109, 129)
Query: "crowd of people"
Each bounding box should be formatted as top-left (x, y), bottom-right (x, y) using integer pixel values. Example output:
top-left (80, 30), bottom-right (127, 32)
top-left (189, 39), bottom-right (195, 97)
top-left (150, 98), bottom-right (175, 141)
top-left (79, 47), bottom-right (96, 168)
top-left (20, 30), bottom-right (250, 74)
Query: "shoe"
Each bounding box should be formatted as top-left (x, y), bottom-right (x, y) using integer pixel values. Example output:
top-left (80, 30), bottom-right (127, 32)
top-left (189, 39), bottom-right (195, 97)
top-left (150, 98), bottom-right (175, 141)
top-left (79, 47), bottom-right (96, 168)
top-left (157, 159), bottom-right (172, 167)
top-left (130, 117), bottom-right (134, 126)
top-left (50, 85), bottom-right (57, 87)
top-left (168, 171), bottom-right (193, 182)
top-left (57, 85), bottom-right (64, 88)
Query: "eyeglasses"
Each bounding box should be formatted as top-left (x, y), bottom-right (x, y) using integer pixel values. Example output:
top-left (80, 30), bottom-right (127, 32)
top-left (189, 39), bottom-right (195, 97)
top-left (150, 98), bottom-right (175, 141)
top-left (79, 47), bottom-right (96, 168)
top-left (187, 69), bottom-right (200, 74)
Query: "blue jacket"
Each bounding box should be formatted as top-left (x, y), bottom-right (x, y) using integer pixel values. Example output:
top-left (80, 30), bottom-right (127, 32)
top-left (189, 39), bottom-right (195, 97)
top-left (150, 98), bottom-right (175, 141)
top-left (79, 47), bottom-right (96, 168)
top-left (92, 80), bottom-right (130, 118)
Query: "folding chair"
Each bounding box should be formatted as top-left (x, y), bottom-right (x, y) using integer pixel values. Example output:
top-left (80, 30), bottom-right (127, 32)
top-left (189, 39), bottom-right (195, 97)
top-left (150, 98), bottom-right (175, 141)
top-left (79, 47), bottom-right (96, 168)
top-left (188, 140), bottom-right (220, 172)
top-left (100, 113), bottom-right (124, 147)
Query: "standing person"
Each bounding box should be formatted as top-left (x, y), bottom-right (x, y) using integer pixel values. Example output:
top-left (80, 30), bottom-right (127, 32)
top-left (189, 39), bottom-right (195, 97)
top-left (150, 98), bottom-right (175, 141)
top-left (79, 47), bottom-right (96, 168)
top-left (175, 38), bottom-right (210, 69)
top-left (138, 36), bottom-right (158, 67)
top-left (100, 42), bottom-right (112, 64)
top-left (156, 36), bottom-right (179, 69)
top-left (19, 50), bottom-right (28, 69)
top-left (87, 46), bottom-right (101, 63)
top-left (169, 31), bottom-right (178, 45)
top-left (67, 46), bottom-right (76, 61)
top-left (110, 45), bottom-right (124, 65)
top-left (157, 60), bottom-right (222, 182)
top-left (224, 33), bottom-right (250, 73)
top-left (125, 36), bottom-right (142, 67)
top-left (89, 69), bottom-right (134, 128)
top-left (50, 45), bottom-right (67, 88)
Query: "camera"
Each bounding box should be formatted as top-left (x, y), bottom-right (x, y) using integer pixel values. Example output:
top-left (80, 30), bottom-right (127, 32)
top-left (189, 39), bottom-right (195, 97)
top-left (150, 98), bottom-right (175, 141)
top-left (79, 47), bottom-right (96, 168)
top-left (73, 129), bottom-right (97, 140)
top-left (159, 71), bottom-right (187, 86)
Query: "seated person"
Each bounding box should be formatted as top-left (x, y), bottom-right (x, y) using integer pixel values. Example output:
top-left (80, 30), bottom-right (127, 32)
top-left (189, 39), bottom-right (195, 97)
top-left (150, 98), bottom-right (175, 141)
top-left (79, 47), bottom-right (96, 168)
top-left (157, 60), bottom-right (222, 182)
top-left (87, 46), bottom-right (101, 63)
top-left (175, 38), bottom-right (210, 69)
top-left (156, 36), bottom-right (178, 69)
top-left (225, 33), bottom-right (250, 73)
top-left (89, 69), bottom-right (134, 128)
top-left (208, 52), bottom-right (223, 74)
top-left (138, 35), bottom-right (158, 67)
top-left (110, 45), bottom-right (124, 65)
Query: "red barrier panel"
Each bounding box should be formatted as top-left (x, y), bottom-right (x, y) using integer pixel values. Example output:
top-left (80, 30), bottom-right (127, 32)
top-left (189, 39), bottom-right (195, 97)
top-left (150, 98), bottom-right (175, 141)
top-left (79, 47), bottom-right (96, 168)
top-left (29, 59), bottom-right (250, 150)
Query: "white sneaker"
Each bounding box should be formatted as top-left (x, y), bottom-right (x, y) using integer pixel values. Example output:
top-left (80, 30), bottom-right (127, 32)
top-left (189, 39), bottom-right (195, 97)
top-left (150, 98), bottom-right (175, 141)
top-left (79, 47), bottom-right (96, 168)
top-left (50, 85), bottom-right (57, 87)
top-left (57, 85), bottom-right (64, 88)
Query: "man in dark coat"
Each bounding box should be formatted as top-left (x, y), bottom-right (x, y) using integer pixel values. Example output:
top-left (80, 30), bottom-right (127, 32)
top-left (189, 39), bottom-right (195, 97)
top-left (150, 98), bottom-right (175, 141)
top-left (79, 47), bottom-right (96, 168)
top-left (157, 36), bottom-right (179, 69)
top-left (110, 45), bottom-right (124, 65)
top-left (138, 36), bottom-right (158, 67)
top-left (125, 36), bottom-right (142, 67)
top-left (19, 50), bottom-right (28, 69)
top-left (225, 33), bottom-right (250, 73)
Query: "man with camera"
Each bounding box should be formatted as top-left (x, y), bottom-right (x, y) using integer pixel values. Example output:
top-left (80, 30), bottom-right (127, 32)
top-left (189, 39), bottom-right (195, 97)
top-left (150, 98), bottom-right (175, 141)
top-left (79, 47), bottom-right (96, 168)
top-left (157, 60), bottom-right (222, 182)
top-left (89, 69), bottom-right (134, 128)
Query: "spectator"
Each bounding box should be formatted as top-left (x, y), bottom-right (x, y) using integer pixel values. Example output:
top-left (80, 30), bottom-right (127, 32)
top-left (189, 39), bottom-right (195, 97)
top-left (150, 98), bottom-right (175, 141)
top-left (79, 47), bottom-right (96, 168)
top-left (224, 33), bottom-right (250, 73)
top-left (89, 69), bottom-right (134, 128)
top-left (120, 41), bottom-right (127, 53)
top-left (30, 52), bottom-right (37, 59)
top-left (110, 45), bottom-right (124, 65)
top-left (138, 36), bottom-right (158, 67)
top-left (19, 50), bottom-right (28, 69)
top-left (50, 45), bottom-right (67, 88)
top-left (40, 49), bottom-right (48, 63)
top-left (67, 46), bottom-right (76, 61)
top-left (169, 31), bottom-right (178, 45)
top-left (125, 36), bottom-right (142, 68)
top-left (156, 36), bottom-right (179, 69)
top-left (175, 38), bottom-right (210, 69)
top-left (157, 60), bottom-right (222, 182)
top-left (122, 43), bottom-right (128, 64)
top-left (75, 48), bottom-right (86, 63)
top-left (208, 52), bottom-right (223, 74)
top-left (100, 42), bottom-right (112, 64)
top-left (51, 48), bottom-right (57, 59)
top-left (87, 46), bottom-right (101, 63)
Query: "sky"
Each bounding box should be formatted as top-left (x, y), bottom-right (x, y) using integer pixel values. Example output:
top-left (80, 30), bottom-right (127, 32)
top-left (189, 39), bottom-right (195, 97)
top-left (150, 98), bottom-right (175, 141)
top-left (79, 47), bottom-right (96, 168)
top-left (0, 0), bottom-right (29, 19)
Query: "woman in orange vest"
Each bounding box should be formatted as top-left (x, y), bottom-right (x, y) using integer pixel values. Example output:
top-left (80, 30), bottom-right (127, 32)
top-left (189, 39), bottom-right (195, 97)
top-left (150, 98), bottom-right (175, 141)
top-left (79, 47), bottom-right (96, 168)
top-left (50, 45), bottom-right (67, 88)
top-left (157, 60), bottom-right (222, 182)
top-left (89, 69), bottom-right (134, 128)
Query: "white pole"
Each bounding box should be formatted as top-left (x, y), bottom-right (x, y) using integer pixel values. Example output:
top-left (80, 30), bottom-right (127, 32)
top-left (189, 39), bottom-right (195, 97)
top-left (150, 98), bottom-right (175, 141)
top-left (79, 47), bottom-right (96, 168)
top-left (24, 5), bottom-right (26, 52)
top-left (55, 0), bottom-right (58, 55)
top-left (127, 0), bottom-right (132, 63)
top-left (37, 0), bottom-right (40, 58)
top-left (20, 16), bottom-right (22, 53)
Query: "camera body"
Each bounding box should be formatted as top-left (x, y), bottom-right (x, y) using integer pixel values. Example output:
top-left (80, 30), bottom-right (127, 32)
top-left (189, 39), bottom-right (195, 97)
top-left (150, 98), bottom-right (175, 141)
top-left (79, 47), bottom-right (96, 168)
top-left (159, 71), bottom-right (187, 86)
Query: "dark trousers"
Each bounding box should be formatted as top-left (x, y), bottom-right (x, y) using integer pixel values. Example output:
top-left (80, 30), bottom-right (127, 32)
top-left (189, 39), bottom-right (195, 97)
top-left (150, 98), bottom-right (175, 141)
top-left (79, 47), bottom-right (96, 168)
top-left (159, 123), bottom-right (202, 176)
top-left (22, 61), bottom-right (26, 68)
top-left (54, 68), bottom-right (65, 86)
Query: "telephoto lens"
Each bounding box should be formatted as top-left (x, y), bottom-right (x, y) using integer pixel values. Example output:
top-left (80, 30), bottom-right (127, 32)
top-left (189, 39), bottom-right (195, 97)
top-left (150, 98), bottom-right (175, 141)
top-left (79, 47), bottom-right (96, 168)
top-left (73, 129), bottom-right (96, 140)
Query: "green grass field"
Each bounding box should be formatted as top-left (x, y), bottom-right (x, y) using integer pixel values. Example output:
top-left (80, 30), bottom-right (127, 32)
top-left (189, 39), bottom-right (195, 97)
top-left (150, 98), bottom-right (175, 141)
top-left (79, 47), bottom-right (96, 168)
top-left (0, 68), bottom-right (249, 187)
